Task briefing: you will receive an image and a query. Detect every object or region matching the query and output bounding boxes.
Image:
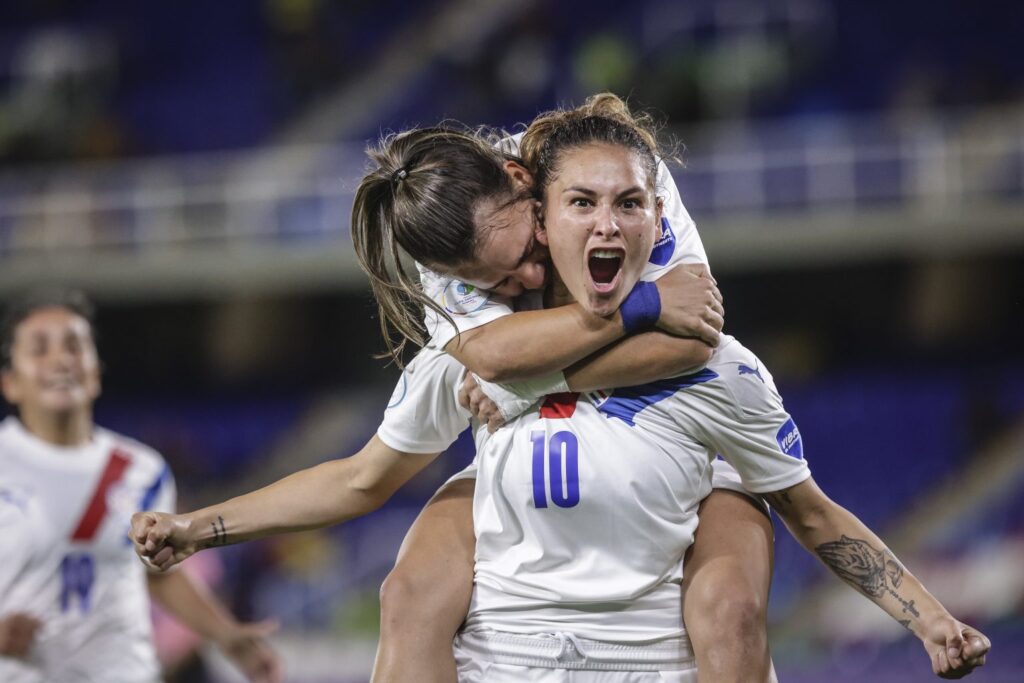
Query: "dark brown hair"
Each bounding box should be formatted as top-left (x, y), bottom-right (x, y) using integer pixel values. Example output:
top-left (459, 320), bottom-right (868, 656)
top-left (351, 126), bottom-right (526, 364)
top-left (1, 288), bottom-right (97, 370)
top-left (520, 92), bottom-right (663, 198)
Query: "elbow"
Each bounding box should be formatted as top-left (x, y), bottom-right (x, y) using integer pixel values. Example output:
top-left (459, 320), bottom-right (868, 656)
top-left (785, 496), bottom-right (835, 539)
top-left (474, 363), bottom-right (520, 384)
top-left (464, 346), bottom-right (528, 383)
top-left (346, 477), bottom-right (394, 516)
top-left (689, 342), bottom-right (714, 368)
top-left (666, 340), bottom-right (713, 375)
top-left (472, 361), bottom-right (506, 384)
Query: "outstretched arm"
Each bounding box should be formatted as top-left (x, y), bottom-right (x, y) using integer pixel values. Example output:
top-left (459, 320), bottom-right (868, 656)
top-left (147, 571), bottom-right (282, 683)
top-left (132, 436), bottom-right (439, 570)
top-left (446, 264), bottom-right (723, 383)
top-left (766, 477), bottom-right (990, 679)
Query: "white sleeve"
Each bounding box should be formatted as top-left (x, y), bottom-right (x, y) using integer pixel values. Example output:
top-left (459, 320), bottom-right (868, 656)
top-left (418, 263), bottom-right (517, 351)
top-left (642, 160), bottom-right (709, 282)
top-left (680, 339), bottom-right (811, 494)
top-left (0, 483), bottom-right (40, 597)
top-left (377, 347), bottom-right (473, 454)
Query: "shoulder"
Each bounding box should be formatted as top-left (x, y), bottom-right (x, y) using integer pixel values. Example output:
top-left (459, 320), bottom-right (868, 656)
top-left (94, 426), bottom-right (171, 477)
top-left (0, 416), bottom-right (21, 448)
top-left (400, 347), bottom-right (467, 392)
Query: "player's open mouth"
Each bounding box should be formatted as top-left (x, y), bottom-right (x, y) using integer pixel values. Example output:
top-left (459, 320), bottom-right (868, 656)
top-left (588, 248), bottom-right (623, 293)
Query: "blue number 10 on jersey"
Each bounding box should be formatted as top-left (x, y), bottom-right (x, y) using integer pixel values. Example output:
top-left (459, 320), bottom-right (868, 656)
top-left (531, 430), bottom-right (580, 509)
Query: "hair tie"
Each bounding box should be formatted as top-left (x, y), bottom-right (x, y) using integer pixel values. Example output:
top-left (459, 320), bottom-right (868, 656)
top-left (391, 167), bottom-right (409, 184)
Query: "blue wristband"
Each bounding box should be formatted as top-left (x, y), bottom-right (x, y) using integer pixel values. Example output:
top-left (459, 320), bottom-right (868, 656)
top-left (620, 280), bottom-right (661, 334)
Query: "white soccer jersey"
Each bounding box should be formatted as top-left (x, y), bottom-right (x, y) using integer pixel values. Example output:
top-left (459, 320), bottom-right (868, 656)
top-left (375, 346), bottom-right (751, 491)
top-left (378, 338), bottom-right (810, 644)
top-left (0, 417), bottom-right (176, 683)
top-left (376, 347), bottom-right (472, 455)
top-left (465, 336), bottom-right (809, 643)
top-left (419, 134), bottom-right (708, 350)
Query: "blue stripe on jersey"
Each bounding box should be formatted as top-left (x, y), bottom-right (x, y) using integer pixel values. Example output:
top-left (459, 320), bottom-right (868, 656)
top-left (597, 368), bottom-right (719, 426)
top-left (138, 464), bottom-right (170, 512)
top-left (648, 217), bottom-right (676, 266)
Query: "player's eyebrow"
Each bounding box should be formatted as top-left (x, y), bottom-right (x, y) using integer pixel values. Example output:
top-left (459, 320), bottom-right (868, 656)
top-left (562, 185), bottom-right (645, 200)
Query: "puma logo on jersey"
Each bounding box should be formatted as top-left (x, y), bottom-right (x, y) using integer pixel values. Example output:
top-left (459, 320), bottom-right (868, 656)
top-left (738, 363), bottom-right (764, 383)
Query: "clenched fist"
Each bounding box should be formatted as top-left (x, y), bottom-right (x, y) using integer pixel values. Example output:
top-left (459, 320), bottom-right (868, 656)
top-left (130, 511), bottom-right (198, 571)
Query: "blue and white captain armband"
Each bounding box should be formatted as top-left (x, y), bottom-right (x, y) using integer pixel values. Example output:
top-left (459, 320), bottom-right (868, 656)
top-left (620, 280), bottom-right (661, 334)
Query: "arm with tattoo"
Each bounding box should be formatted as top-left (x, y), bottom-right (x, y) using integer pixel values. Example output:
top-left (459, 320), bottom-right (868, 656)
top-left (131, 436), bottom-right (439, 571)
top-left (765, 477), bottom-right (990, 678)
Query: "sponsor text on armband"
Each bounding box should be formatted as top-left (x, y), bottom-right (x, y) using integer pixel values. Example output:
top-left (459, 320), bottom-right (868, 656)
top-left (776, 418), bottom-right (804, 459)
top-left (648, 217), bottom-right (677, 266)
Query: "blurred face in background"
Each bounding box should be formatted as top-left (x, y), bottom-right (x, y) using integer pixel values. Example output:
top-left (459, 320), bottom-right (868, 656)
top-left (538, 142), bottom-right (660, 316)
top-left (1, 307), bottom-right (101, 419)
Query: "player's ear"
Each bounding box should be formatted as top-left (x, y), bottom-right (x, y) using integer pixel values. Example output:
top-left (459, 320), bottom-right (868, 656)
top-left (534, 201), bottom-right (549, 246)
top-left (503, 160), bottom-right (534, 192)
top-left (0, 367), bottom-right (21, 405)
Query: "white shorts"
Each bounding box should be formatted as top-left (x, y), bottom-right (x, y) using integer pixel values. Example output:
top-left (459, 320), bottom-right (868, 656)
top-left (454, 630), bottom-right (697, 683)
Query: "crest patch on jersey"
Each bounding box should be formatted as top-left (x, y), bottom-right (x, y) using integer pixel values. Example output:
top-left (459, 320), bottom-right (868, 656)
top-left (648, 217), bottom-right (676, 266)
top-left (443, 281), bottom-right (490, 315)
top-left (776, 418), bottom-right (803, 459)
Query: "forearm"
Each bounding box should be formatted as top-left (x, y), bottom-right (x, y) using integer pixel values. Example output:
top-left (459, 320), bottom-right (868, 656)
top-left (446, 304), bottom-right (625, 383)
top-left (768, 480), bottom-right (952, 637)
top-left (564, 332), bottom-right (712, 392)
top-left (183, 438), bottom-right (437, 550)
top-left (147, 570), bottom-right (237, 643)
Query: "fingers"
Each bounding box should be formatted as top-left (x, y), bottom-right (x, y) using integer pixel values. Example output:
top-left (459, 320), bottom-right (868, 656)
top-left (225, 621), bottom-right (284, 683)
top-left (696, 321), bottom-right (722, 348)
top-left (462, 383), bottom-right (504, 431)
top-left (961, 628), bottom-right (991, 659)
top-left (707, 279), bottom-right (723, 306)
top-left (151, 545), bottom-right (176, 571)
top-left (0, 614), bottom-right (42, 657)
top-left (457, 373), bottom-right (478, 410)
top-left (241, 619), bottom-right (280, 639)
top-left (130, 511), bottom-right (156, 544)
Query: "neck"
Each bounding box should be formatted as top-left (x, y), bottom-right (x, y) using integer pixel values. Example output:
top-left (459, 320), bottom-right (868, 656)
top-left (544, 271), bottom-right (575, 308)
top-left (18, 407), bottom-right (93, 447)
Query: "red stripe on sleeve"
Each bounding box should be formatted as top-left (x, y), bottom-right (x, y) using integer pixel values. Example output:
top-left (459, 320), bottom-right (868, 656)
top-left (70, 449), bottom-right (132, 541)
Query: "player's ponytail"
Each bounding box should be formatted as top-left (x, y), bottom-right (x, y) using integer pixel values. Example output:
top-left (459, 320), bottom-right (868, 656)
top-left (351, 126), bottom-right (524, 365)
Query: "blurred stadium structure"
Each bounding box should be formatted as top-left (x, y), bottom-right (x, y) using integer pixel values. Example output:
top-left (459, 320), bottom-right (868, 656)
top-left (1, 0), bottom-right (1022, 681)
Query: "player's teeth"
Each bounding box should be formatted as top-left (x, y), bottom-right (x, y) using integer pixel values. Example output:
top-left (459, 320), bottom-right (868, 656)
top-left (591, 250), bottom-right (620, 259)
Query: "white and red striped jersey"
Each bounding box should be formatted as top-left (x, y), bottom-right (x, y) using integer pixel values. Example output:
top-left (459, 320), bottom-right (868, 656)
top-left (0, 417), bottom-right (175, 683)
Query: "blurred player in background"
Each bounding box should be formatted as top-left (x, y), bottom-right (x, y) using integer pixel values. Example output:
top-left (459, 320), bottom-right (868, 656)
top-left (0, 289), bottom-right (282, 683)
